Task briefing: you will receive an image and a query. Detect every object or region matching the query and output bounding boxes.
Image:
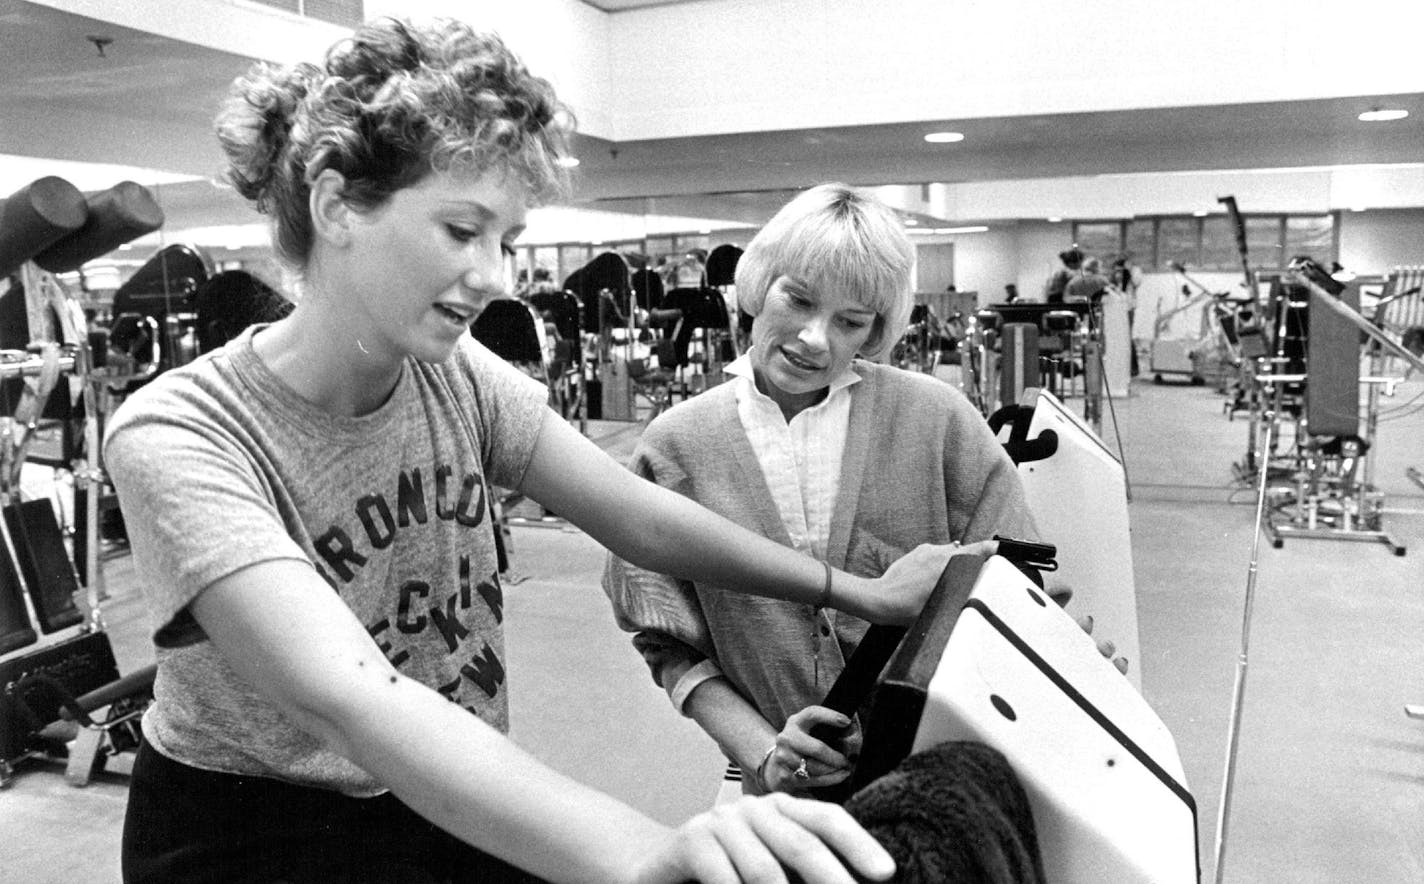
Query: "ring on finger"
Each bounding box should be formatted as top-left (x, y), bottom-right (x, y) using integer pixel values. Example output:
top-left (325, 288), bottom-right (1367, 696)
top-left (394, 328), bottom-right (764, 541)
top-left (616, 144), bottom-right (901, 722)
top-left (793, 758), bottom-right (810, 780)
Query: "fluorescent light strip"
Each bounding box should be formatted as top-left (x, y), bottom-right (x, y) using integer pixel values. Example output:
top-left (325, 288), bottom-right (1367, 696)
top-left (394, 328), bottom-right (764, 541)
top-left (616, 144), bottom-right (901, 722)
top-left (0, 153), bottom-right (201, 194)
top-left (909, 225), bottom-right (989, 235)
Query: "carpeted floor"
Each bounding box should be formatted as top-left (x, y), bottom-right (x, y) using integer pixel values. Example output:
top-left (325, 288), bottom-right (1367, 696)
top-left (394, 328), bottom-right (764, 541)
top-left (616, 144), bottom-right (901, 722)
top-left (4, 377), bottom-right (1424, 883)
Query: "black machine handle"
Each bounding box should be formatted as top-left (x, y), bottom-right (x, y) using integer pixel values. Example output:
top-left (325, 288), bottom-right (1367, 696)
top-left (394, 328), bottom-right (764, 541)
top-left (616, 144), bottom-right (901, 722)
top-left (806, 539), bottom-right (1057, 801)
top-left (987, 403), bottom-right (1058, 466)
top-left (994, 535), bottom-right (1058, 585)
top-left (817, 623), bottom-right (907, 722)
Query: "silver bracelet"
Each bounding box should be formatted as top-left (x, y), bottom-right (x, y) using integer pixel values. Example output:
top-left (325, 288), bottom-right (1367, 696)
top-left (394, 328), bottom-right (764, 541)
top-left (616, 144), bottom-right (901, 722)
top-left (755, 744), bottom-right (777, 792)
top-left (816, 560), bottom-right (833, 609)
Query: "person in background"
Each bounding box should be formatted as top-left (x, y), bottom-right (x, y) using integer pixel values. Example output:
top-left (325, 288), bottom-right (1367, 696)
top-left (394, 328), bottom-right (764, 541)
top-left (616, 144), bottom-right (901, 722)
top-left (104, 21), bottom-right (960, 884)
top-left (1110, 255), bottom-right (1143, 376)
top-left (1063, 256), bottom-right (1110, 304)
top-left (530, 266), bottom-right (556, 294)
top-left (1044, 247), bottom-right (1083, 303)
top-left (603, 183), bottom-right (1037, 799)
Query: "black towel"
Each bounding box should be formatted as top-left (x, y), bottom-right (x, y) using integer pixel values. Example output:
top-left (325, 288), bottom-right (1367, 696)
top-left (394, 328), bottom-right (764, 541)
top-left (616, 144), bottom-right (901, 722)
top-left (845, 741), bottom-right (1046, 884)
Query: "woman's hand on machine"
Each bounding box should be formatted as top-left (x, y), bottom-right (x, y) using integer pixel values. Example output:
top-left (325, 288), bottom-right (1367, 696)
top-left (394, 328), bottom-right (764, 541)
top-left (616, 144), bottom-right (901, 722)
top-left (859, 540), bottom-right (1000, 626)
top-left (1045, 582), bottom-right (1130, 675)
top-left (634, 792), bottom-right (894, 884)
top-left (760, 706), bottom-right (863, 794)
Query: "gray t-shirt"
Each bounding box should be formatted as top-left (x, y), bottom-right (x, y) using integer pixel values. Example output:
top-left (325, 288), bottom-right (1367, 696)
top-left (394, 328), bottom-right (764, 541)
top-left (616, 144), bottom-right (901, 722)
top-left (103, 326), bottom-right (548, 795)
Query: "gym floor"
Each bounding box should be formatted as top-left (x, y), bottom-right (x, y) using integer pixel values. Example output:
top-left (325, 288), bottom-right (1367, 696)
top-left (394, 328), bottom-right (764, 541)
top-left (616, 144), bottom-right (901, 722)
top-left (4, 375), bottom-right (1424, 883)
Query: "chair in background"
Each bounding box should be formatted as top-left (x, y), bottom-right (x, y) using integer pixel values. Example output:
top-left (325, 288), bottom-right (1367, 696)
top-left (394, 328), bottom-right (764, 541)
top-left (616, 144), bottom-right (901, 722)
top-left (109, 243), bottom-right (212, 376)
top-left (564, 251), bottom-right (634, 355)
top-left (1039, 309), bottom-right (1085, 399)
top-left (632, 267), bottom-right (665, 313)
top-left (194, 270), bottom-right (293, 354)
top-left (470, 298), bottom-right (552, 381)
top-left (469, 300), bottom-right (566, 532)
top-left (705, 244), bottom-right (741, 290)
top-left (663, 286), bottom-right (737, 396)
top-left (625, 268), bottom-right (679, 417)
top-left (528, 289), bottom-right (587, 429)
top-left (895, 302), bottom-right (960, 376)
top-left (706, 244), bottom-right (749, 352)
top-left (564, 252), bottom-right (636, 420)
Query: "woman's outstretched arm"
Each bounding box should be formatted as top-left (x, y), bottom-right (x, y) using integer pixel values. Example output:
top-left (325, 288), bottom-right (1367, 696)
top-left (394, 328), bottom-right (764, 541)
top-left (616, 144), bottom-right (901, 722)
top-left (520, 413), bottom-right (977, 626)
top-left (188, 557), bottom-right (896, 884)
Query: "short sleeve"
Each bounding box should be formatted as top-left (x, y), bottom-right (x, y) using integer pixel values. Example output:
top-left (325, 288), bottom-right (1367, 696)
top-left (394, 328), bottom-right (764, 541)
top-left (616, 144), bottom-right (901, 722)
top-left (455, 337), bottom-right (550, 491)
top-left (103, 396), bottom-right (310, 647)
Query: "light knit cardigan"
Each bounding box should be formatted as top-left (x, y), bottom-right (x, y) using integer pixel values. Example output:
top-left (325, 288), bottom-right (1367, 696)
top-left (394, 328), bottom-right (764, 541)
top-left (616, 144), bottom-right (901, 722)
top-left (602, 359), bottom-right (1035, 731)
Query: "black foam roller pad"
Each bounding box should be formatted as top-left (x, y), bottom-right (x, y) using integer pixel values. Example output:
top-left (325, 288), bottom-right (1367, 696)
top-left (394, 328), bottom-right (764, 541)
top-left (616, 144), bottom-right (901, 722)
top-left (34, 180), bottom-right (164, 273)
top-left (0, 176), bottom-right (88, 279)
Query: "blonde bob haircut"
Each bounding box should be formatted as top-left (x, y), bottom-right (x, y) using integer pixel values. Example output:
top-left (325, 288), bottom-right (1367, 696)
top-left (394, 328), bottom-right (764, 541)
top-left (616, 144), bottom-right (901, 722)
top-left (735, 183), bottom-right (916, 362)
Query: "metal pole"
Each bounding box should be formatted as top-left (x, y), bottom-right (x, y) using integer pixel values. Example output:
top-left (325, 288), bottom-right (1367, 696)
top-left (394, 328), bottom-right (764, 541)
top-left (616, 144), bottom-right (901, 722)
top-left (1213, 372), bottom-right (1283, 883)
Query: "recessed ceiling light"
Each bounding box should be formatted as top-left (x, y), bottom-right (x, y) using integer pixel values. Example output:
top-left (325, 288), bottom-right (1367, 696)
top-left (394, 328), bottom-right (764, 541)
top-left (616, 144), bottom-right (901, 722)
top-left (555, 156), bottom-right (581, 168)
top-left (924, 131), bottom-right (965, 144)
top-left (1193, 210), bottom-right (1208, 217)
top-left (1358, 108), bottom-right (1408, 122)
top-left (905, 218), bottom-right (919, 226)
top-left (1047, 217), bottom-right (1063, 223)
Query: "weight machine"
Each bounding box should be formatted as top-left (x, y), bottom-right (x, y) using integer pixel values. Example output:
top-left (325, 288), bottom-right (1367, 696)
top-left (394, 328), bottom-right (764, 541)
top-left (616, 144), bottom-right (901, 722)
top-left (1, 176), bottom-right (164, 786)
top-left (890, 302), bottom-right (949, 375)
top-left (959, 299), bottom-right (1130, 453)
top-left (1230, 259), bottom-right (1419, 555)
top-left (1211, 257), bottom-right (1424, 881)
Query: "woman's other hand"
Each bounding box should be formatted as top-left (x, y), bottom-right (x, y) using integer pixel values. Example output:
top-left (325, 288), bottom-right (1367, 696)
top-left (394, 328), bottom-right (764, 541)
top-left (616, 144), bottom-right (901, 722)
top-left (635, 792), bottom-right (894, 884)
top-left (759, 706), bottom-right (862, 794)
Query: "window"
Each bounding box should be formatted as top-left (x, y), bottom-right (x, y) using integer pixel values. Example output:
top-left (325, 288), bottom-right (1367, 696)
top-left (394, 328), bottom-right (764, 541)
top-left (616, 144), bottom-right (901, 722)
top-left (511, 246), bottom-right (532, 289)
top-left (674, 234), bottom-right (711, 258)
top-left (1199, 216), bottom-right (1240, 271)
top-left (1157, 218), bottom-right (1198, 271)
top-left (1072, 222), bottom-right (1121, 260)
top-left (558, 244), bottom-right (591, 282)
top-left (1063, 213), bottom-right (1335, 271)
top-left (1284, 215), bottom-right (1334, 263)
top-left (1244, 217), bottom-right (1283, 269)
top-left (1124, 219), bottom-right (1155, 267)
top-left (533, 247), bottom-right (558, 286)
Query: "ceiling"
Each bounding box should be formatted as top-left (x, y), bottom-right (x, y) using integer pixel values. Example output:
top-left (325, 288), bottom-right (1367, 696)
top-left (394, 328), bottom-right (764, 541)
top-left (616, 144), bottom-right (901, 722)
top-left (2, 0), bottom-right (1422, 239)
top-left (580, 0), bottom-right (703, 10)
top-left (568, 93), bottom-right (1424, 203)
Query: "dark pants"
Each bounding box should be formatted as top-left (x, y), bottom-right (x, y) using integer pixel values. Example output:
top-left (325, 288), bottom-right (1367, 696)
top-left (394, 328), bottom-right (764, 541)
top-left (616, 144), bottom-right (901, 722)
top-left (123, 742), bottom-right (547, 883)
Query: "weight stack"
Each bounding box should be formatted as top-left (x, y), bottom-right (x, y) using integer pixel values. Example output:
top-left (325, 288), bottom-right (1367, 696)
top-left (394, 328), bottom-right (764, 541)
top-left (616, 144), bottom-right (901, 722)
top-left (1305, 283), bottom-right (1360, 439)
top-left (1000, 322), bottom-right (1040, 410)
top-left (599, 360), bottom-right (632, 421)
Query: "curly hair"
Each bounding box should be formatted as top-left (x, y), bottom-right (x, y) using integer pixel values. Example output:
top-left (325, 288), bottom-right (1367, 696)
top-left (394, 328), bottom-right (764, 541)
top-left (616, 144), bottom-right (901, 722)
top-left (735, 184), bottom-right (916, 361)
top-left (215, 18), bottom-right (574, 268)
